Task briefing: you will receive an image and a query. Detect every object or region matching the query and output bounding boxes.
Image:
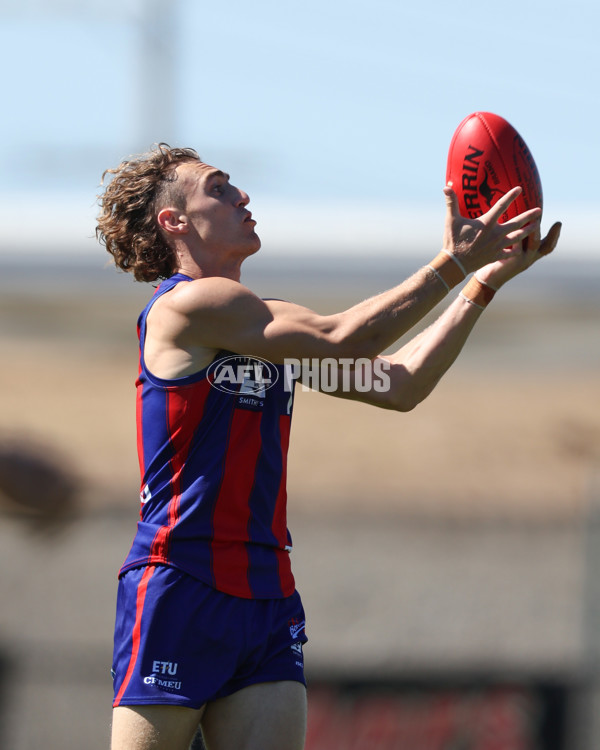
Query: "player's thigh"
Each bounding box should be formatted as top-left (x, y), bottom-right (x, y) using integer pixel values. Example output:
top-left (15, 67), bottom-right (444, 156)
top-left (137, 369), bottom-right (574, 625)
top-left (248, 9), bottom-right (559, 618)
top-left (111, 704), bottom-right (205, 750)
top-left (200, 680), bottom-right (307, 750)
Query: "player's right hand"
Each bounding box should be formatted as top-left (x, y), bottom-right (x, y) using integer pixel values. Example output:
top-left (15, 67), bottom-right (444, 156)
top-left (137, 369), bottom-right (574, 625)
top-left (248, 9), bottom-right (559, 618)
top-left (441, 184), bottom-right (543, 275)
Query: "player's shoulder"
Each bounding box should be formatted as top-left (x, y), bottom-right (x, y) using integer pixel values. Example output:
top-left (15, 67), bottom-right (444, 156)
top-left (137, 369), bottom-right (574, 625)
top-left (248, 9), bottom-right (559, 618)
top-left (165, 275), bottom-right (260, 315)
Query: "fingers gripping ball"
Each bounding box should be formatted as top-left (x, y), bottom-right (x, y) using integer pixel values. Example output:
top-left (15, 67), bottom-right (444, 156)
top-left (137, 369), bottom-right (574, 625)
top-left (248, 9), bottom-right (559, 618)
top-left (446, 112), bottom-right (543, 222)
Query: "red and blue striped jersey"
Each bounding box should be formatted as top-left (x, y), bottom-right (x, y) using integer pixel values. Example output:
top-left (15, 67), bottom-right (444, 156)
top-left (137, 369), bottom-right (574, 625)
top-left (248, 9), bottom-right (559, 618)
top-left (119, 273), bottom-right (296, 599)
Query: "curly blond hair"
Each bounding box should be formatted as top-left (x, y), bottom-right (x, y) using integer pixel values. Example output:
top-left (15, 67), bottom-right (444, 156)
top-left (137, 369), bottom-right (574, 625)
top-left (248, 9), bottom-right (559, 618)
top-left (96, 144), bottom-right (201, 282)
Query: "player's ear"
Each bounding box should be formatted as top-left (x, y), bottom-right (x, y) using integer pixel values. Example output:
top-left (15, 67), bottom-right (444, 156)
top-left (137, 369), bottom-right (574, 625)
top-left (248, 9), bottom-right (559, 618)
top-left (157, 208), bottom-right (189, 235)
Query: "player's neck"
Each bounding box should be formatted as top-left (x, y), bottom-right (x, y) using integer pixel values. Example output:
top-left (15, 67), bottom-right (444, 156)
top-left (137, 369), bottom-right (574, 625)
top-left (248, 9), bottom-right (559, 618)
top-left (175, 256), bottom-right (243, 282)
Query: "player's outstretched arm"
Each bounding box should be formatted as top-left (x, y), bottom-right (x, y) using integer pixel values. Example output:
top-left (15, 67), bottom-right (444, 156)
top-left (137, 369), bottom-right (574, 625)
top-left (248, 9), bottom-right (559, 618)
top-left (323, 220), bottom-right (561, 411)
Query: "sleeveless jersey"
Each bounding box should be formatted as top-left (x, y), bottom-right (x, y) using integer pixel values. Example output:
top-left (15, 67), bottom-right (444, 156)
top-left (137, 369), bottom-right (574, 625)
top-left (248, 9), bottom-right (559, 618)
top-left (119, 273), bottom-right (296, 599)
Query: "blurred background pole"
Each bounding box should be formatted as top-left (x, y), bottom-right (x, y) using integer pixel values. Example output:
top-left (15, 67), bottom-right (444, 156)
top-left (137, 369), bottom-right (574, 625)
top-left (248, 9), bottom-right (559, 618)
top-left (136, 0), bottom-right (179, 148)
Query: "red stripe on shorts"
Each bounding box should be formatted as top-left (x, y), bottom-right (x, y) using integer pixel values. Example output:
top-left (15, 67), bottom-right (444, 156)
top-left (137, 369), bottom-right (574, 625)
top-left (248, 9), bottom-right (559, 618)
top-left (113, 565), bottom-right (156, 707)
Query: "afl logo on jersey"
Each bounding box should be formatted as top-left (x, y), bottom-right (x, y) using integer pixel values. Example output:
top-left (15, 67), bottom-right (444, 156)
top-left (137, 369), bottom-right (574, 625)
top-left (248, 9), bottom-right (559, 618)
top-left (208, 355), bottom-right (279, 397)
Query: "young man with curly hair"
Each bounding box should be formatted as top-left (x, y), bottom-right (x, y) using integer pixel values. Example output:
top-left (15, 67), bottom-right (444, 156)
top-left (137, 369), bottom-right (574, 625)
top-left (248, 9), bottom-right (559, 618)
top-left (96, 144), bottom-right (561, 750)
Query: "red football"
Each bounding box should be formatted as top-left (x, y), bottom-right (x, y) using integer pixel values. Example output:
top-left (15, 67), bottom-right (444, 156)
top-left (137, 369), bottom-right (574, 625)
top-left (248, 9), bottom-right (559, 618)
top-left (446, 111), bottom-right (543, 222)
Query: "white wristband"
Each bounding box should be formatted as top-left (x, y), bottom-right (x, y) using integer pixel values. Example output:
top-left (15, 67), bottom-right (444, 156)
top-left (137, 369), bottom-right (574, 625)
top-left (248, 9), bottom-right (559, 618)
top-left (427, 264), bottom-right (450, 291)
top-left (441, 249), bottom-right (467, 278)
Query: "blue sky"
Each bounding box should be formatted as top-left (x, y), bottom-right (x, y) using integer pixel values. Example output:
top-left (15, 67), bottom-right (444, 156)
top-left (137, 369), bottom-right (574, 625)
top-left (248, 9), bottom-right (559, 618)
top-left (1, 0), bottom-right (598, 259)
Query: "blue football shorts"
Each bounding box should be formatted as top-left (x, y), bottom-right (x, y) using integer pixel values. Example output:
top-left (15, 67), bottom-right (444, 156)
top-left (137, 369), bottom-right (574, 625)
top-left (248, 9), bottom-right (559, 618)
top-left (112, 564), bottom-right (308, 709)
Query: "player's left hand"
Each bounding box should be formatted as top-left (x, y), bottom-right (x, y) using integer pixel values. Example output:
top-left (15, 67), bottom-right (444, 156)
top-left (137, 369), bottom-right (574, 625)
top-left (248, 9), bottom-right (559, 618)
top-left (475, 221), bottom-right (562, 290)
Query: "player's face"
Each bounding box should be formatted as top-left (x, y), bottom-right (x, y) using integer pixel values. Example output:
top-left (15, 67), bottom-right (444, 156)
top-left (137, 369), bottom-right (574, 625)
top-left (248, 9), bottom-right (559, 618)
top-left (177, 161), bottom-right (261, 257)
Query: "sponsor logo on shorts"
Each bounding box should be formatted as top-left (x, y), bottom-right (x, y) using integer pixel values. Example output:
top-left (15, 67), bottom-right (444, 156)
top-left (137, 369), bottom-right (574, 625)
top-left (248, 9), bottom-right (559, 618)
top-left (288, 618), bottom-right (306, 640)
top-left (152, 660), bottom-right (178, 675)
top-left (143, 674), bottom-right (182, 692)
top-left (291, 641), bottom-right (304, 669)
top-left (143, 660), bottom-right (182, 694)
